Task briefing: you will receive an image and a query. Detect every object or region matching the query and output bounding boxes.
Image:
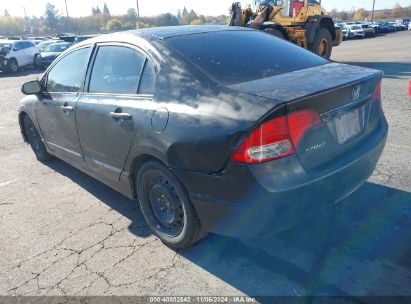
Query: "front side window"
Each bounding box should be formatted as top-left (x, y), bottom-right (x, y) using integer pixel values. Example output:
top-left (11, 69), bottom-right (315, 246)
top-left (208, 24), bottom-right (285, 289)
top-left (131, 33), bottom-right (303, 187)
top-left (46, 47), bottom-right (90, 93)
top-left (89, 46), bottom-right (146, 94)
top-left (23, 41), bottom-right (35, 49)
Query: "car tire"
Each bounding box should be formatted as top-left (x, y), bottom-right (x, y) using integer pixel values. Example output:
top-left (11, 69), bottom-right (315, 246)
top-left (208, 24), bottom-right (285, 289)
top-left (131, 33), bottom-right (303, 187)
top-left (34, 54), bottom-right (40, 69)
top-left (8, 59), bottom-right (19, 73)
top-left (136, 160), bottom-right (207, 249)
top-left (23, 115), bottom-right (51, 162)
top-left (264, 28), bottom-right (285, 39)
top-left (309, 28), bottom-right (333, 59)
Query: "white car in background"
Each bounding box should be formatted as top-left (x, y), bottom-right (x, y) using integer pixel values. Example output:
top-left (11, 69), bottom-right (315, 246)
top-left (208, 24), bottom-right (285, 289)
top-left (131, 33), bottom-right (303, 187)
top-left (0, 40), bottom-right (39, 73)
top-left (345, 25), bottom-right (366, 39)
top-left (409, 23), bottom-right (411, 30)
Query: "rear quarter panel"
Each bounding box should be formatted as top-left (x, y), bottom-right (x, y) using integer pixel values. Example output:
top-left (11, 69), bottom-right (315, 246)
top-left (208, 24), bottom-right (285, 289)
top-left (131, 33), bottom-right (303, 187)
top-left (123, 57), bottom-right (278, 174)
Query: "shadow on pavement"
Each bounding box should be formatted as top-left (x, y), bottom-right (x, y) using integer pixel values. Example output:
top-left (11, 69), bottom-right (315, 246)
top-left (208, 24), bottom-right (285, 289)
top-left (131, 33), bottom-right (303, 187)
top-left (44, 158), bottom-right (411, 297)
top-left (0, 67), bottom-right (44, 78)
top-left (343, 61), bottom-right (411, 79)
top-left (45, 158), bottom-right (152, 238)
top-left (182, 182), bottom-right (411, 297)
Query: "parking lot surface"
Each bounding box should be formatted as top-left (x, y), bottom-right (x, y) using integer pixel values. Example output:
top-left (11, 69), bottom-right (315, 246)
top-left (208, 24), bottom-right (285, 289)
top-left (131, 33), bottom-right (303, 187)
top-left (0, 31), bottom-right (410, 297)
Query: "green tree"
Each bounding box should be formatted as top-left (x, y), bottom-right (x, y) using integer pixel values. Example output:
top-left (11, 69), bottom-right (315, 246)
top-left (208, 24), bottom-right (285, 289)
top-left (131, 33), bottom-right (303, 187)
top-left (126, 8), bottom-right (137, 23)
top-left (103, 3), bottom-right (110, 15)
top-left (155, 13), bottom-right (179, 26)
top-left (392, 3), bottom-right (404, 17)
top-left (44, 3), bottom-right (61, 31)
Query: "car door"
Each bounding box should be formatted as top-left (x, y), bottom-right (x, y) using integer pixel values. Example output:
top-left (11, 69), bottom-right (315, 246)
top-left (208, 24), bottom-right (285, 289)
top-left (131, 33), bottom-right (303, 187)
top-left (24, 41), bottom-right (37, 64)
top-left (21, 42), bottom-right (33, 66)
top-left (34, 46), bottom-right (92, 163)
top-left (12, 42), bottom-right (27, 66)
top-left (76, 43), bottom-right (156, 182)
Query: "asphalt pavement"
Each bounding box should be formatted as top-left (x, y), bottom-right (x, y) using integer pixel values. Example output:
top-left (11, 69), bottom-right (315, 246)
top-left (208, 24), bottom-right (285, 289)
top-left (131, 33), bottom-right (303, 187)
top-left (0, 30), bottom-right (410, 297)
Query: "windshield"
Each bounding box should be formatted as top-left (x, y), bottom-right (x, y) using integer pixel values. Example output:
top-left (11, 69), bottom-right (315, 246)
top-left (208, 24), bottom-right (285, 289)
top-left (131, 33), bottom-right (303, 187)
top-left (0, 43), bottom-right (12, 50)
top-left (253, 0), bottom-right (279, 8)
top-left (351, 26), bottom-right (361, 30)
top-left (45, 44), bottom-right (70, 52)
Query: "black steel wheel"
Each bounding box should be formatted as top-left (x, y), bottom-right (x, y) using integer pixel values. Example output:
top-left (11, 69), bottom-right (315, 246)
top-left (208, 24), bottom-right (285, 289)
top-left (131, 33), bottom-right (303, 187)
top-left (136, 160), bottom-right (206, 248)
top-left (23, 115), bottom-right (51, 162)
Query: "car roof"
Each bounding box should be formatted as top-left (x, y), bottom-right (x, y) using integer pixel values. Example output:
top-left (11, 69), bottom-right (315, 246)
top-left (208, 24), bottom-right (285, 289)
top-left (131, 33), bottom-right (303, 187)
top-left (76, 25), bottom-right (252, 47)
top-left (129, 25), bottom-right (252, 40)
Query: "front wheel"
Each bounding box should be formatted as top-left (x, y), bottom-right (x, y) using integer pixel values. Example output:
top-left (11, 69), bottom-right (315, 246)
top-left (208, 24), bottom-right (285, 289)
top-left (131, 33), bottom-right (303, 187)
top-left (8, 59), bottom-right (19, 73)
top-left (136, 161), bottom-right (206, 249)
top-left (309, 28), bottom-right (333, 59)
top-left (23, 115), bottom-right (51, 162)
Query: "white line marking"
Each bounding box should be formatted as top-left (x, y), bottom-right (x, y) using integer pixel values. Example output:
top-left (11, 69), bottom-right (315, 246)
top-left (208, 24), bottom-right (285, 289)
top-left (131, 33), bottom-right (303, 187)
top-left (0, 180), bottom-right (18, 187)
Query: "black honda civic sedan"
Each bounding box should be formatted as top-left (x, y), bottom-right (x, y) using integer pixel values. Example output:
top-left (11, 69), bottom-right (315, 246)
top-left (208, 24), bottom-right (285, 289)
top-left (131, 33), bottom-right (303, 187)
top-left (19, 26), bottom-right (388, 248)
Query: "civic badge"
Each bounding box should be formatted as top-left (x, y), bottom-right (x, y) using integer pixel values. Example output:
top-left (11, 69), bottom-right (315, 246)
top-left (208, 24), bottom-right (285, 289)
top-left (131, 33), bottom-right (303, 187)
top-left (352, 85), bottom-right (361, 101)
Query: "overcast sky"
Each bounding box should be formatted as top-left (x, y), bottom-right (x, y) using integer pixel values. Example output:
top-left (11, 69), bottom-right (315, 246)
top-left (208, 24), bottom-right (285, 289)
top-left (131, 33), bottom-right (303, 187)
top-left (1, 0), bottom-right (409, 18)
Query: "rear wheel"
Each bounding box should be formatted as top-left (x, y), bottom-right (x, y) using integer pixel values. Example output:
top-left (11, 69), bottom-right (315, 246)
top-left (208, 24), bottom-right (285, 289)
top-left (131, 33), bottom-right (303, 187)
top-left (23, 115), bottom-right (51, 162)
top-left (264, 28), bottom-right (285, 39)
top-left (8, 59), bottom-right (18, 73)
top-left (310, 28), bottom-right (333, 59)
top-left (136, 161), bottom-right (206, 249)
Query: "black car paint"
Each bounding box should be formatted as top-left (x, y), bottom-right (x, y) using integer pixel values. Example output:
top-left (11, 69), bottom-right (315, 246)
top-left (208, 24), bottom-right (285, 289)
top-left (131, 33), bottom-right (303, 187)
top-left (19, 26), bottom-right (388, 236)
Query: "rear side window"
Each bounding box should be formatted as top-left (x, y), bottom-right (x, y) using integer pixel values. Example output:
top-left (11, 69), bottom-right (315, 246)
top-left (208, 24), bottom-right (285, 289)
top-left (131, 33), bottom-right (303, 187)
top-left (89, 46), bottom-right (145, 94)
top-left (164, 30), bottom-right (327, 85)
top-left (138, 61), bottom-right (155, 95)
top-left (23, 41), bottom-right (35, 48)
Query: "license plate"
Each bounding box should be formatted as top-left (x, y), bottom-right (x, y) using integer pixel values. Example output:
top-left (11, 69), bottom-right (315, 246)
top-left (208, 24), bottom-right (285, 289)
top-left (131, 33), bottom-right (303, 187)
top-left (335, 109), bottom-right (361, 144)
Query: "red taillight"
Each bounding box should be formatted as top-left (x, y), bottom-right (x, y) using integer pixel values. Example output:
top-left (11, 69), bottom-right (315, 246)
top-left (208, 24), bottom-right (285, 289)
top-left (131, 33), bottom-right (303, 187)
top-left (287, 110), bottom-right (321, 147)
top-left (408, 80), bottom-right (411, 97)
top-left (372, 81), bottom-right (382, 101)
top-left (231, 110), bottom-right (321, 164)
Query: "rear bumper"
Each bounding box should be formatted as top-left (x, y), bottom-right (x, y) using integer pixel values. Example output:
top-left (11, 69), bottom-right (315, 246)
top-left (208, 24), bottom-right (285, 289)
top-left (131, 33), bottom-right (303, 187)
top-left (173, 120), bottom-right (388, 238)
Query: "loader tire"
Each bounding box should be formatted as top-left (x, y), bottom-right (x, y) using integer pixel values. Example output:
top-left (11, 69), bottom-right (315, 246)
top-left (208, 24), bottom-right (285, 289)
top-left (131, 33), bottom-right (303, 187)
top-left (309, 28), bottom-right (332, 59)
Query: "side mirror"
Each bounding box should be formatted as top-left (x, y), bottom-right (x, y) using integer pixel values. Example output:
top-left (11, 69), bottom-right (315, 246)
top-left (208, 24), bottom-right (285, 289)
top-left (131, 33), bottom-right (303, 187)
top-left (21, 80), bottom-right (42, 95)
top-left (13, 48), bottom-right (19, 52)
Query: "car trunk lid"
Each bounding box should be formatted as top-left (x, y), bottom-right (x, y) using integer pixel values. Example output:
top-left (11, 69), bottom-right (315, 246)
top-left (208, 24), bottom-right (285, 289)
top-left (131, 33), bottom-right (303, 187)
top-left (228, 62), bottom-right (383, 170)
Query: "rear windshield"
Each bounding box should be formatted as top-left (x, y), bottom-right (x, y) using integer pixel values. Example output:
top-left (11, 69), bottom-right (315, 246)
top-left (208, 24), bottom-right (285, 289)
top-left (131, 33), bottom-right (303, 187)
top-left (45, 44), bottom-right (70, 52)
top-left (163, 30), bottom-right (327, 85)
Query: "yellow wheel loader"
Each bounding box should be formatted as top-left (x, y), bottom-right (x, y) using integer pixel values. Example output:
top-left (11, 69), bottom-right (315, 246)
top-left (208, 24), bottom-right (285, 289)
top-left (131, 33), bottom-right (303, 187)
top-left (229, 0), bottom-right (342, 58)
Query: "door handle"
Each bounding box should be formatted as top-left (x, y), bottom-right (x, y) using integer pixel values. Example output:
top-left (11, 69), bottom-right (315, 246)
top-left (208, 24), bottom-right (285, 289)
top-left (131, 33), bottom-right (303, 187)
top-left (60, 105), bottom-right (74, 112)
top-left (109, 112), bottom-right (132, 120)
